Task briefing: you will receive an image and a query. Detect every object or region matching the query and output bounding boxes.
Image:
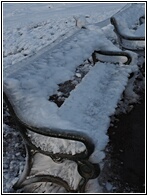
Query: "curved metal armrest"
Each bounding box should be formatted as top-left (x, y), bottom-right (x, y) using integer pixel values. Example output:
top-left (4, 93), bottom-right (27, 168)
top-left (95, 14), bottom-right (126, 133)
top-left (24, 124), bottom-right (94, 160)
top-left (3, 90), bottom-right (95, 161)
top-left (110, 17), bottom-right (145, 41)
top-left (93, 50), bottom-right (132, 65)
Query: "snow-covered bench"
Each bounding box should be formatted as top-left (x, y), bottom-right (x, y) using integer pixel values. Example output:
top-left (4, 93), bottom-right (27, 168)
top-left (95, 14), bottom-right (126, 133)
top-left (4, 26), bottom-right (135, 193)
top-left (110, 3), bottom-right (145, 53)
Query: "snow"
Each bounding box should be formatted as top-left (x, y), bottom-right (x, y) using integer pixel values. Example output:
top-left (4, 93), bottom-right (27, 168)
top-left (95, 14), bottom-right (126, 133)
top-left (112, 3), bottom-right (145, 29)
top-left (3, 2), bottom-right (126, 70)
top-left (4, 26), bottom-right (128, 130)
top-left (3, 2), bottom-right (145, 193)
top-left (4, 24), bottom-right (136, 161)
top-left (58, 62), bottom-right (134, 164)
top-left (111, 3), bottom-right (145, 50)
top-left (105, 181), bottom-right (113, 191)
top-left (135, 23), bottom-right (145, 36)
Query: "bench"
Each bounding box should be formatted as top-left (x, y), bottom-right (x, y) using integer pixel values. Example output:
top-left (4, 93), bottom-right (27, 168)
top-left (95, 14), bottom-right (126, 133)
top-left (110, 3), bottom-right (145, 53)
top-left (3, 26), bottom-right (136, 193)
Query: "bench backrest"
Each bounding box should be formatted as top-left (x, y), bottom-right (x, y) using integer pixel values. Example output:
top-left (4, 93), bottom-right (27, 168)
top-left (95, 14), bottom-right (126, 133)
top-left (113, 3), bottom-right (145, 29)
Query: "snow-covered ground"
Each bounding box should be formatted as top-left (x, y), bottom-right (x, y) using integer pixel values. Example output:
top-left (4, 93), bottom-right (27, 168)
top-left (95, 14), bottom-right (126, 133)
top-left (3, 3), bottom-right (127, 69)
top-left (3, 2), bottom-right (145, 193)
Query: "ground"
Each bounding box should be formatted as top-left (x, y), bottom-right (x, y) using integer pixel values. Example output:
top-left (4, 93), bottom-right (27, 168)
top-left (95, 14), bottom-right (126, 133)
top-left (100, 92), bottom-right (145, 193)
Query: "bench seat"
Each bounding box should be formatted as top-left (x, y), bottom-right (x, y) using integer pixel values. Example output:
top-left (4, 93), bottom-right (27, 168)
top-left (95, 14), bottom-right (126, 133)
top-left (3, 26), bottom-right (137, 192)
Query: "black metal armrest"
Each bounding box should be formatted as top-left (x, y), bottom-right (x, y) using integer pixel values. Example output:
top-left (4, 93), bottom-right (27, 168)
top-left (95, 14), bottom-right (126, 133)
top-left (92, 50), bottom-right (132, 65)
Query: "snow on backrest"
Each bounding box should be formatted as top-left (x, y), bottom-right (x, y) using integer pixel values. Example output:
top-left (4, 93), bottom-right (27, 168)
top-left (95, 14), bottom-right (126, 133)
top-left (114, 3), bottom-right (145, 29)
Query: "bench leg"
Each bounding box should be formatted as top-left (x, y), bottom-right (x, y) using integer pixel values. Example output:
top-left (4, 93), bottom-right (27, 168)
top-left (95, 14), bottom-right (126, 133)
top-left (13, 143), bottom-right (32, 190)
top-left (12, 144), bottom-right (77, 192)
top-left (8, 121), bottom-right (100, 193)
top-left (77, 160), bottom-right (100, 192)
top-left (12, 141), bottom-right (100, 193)
top-left (16, 175), bottom-right (77, 193)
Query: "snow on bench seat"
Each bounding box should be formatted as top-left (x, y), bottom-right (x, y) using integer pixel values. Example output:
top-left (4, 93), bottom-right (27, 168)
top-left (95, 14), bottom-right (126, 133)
top-left (58, 62), bottom-right (132, 164)
top-left (4, 28), bottom-right (102, 126)
top-left (110, 3), bottom-right (145, 51)
top-left (3, 27), bottom-right (130, 156)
